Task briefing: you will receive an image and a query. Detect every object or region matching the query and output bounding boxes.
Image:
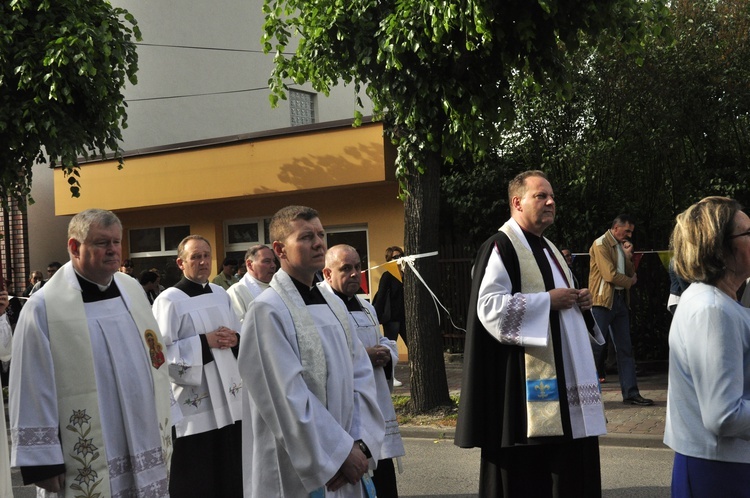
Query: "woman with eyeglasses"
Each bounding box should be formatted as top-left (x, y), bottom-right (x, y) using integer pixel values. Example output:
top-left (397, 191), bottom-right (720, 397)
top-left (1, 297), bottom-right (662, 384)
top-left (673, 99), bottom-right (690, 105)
top-left (665, 196), bottom-right (750, 497)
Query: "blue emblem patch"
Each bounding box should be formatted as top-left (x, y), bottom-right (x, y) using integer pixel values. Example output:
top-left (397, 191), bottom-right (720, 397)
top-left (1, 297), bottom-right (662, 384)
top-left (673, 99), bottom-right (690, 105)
top-left (526, 379), bottom-right (559, 401)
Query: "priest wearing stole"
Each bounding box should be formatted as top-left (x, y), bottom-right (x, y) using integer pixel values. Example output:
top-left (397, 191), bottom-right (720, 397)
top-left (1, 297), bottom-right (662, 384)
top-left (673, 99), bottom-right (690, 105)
top-left (455, 171), bottom-right (607, 497)
top-left (239, 206), bottom-right (384, 497)
top-left (9, 209), bottom-right (173, 497)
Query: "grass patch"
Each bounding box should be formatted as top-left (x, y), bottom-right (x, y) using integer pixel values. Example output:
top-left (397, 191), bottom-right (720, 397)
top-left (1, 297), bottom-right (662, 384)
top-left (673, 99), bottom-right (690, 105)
top-left (392, 393), bottom-right (460, 427)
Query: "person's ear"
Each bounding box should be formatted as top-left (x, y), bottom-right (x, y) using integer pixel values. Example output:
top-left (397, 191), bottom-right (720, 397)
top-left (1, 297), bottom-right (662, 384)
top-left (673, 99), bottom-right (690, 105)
top-left (273, 241), bottom-right (286, 260)
top-left (68, 238), bottom-right (81, 258)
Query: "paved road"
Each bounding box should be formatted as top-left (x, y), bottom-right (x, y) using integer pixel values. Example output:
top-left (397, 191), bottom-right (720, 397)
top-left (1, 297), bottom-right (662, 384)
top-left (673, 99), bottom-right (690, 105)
top-left (11, 442), bottom-right (672, 498)
top-left (10, 436), bottom-right (673, 497)
top-left (396, 436), bottom-right (672, 497)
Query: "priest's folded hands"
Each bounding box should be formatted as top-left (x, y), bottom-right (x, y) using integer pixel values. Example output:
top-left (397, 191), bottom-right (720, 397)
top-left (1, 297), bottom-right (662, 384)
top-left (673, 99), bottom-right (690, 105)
top-left (206, 326), bottom-right (238, 349)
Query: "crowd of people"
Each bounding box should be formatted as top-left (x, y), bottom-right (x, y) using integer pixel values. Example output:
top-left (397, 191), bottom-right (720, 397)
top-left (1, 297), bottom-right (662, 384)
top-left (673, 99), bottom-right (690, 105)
top-left (3, 171), bottom-right (750, 497)
top-left (2, 206), bottom-right (405, 498)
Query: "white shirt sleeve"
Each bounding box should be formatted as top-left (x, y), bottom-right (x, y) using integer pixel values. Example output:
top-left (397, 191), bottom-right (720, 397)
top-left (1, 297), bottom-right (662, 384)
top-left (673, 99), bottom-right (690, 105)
top-left (477, 244), bottom-right (552, 347)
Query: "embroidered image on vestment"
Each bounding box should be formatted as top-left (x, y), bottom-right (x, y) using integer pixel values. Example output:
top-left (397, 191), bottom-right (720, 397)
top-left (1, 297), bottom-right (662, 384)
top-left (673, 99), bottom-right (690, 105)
top-left (66, 409), bottom-right (104, 498)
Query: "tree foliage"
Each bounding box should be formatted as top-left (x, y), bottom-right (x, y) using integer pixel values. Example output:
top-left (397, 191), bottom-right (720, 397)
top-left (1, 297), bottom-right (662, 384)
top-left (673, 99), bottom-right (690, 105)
top-left (262, 0), bottom-right (669, 411)
top-left (0, 0), bottom-right (141, 203)
top-left (441, 0), bottom-right (750, 362)
top-left (444, 0), bottom-right (750, 252)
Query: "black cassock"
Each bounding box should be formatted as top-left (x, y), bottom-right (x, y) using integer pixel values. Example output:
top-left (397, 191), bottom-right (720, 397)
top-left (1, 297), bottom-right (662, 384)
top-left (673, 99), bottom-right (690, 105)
top-left (454, 228), bottom-right (601, 498)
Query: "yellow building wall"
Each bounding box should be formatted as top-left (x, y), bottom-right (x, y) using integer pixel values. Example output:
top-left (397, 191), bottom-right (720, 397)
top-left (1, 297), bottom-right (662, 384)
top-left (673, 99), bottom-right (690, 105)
top-left (54, 123), bottom-right (390, 214)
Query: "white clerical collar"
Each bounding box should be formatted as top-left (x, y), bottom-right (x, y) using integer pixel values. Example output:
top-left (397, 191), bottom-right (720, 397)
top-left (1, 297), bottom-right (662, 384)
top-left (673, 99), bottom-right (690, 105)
top-left (248, 274), bottom-right (271, 289)
top-left (185, 277), bottom-right (210, 288)
top-left (74, 269), bottom-right (113, 292)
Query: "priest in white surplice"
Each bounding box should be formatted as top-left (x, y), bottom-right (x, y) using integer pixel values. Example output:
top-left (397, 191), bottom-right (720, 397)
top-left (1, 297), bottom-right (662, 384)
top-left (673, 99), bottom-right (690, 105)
top-left (226, 244), bottom-right (276, 321)
top-left (9, 209), bottom-right (172, 497)
top-left (152, 235), bottom-right (243, 498)
top-left (239, 205), bottom-right (385, 497)
top-left (321, 244), bottom-right (405, 498)
top-left (455, 171), bottom-right (607, 498)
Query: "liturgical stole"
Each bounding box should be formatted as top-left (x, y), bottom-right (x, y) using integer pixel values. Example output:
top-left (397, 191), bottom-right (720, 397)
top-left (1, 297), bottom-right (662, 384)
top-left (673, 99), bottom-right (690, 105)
top-left (45, 267), bottom-right (173, 497)
top-left (270, 270), bottom-right (354, 407)
top-left (500, 224), bottom-right (566, 437)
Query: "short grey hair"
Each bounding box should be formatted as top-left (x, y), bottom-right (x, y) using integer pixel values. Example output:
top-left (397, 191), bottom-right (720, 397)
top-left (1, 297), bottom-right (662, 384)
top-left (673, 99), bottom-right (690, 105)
top-left (68, 209), bottom-right (121, 243)
top-left (507, 170), bottom-right (547, 206)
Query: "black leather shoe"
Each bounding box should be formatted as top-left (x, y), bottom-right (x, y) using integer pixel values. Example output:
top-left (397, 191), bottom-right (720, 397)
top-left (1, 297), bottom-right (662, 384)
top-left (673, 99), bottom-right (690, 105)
top-left (623, 395), bottom-right (654, 406)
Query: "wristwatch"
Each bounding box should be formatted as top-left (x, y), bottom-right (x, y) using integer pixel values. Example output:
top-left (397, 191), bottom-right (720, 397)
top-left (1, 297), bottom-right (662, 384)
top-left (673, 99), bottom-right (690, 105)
top-left (356, 440), bottom-right (372, 459)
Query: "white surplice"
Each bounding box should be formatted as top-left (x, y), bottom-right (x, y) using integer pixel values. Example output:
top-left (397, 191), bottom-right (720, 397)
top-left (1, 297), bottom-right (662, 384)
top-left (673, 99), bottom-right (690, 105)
top-left (9, 274), bottom-right (169, 497)
top-left (1, 314), bottom-right (12, 498)
top-left (319, 282), bottom-right (405, 461)
top-left (239, 276), bottom-right (384, 497)
top-left (227, 274), bottom-right (269, 322)
top-left (152, 285), bottom-right (242, 438)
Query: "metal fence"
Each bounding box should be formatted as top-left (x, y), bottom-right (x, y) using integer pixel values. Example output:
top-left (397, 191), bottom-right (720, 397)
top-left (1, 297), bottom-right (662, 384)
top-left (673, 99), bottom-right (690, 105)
top-left (436, 244), bottom-right (673, 361)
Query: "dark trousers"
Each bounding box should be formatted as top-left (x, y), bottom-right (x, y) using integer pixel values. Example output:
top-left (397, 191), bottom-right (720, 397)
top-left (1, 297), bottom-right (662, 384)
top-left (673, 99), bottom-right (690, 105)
top-left (169, 422), bottom-right (243, 498)
top-left (372, 458), bottom-right (399, 498)
top-left (478, 437), bottom-right (601, 498)
top-left (592, 294), bottom-right (640, 400)
top-left (383, 321), bottom-right (408, 347)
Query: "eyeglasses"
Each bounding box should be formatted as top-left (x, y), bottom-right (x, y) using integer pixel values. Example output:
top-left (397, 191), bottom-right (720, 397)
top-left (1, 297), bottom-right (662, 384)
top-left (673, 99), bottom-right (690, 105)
top-left (392, 253), bottom-right (403, 259)
top-left (729, 229), bottom-right (750, 239)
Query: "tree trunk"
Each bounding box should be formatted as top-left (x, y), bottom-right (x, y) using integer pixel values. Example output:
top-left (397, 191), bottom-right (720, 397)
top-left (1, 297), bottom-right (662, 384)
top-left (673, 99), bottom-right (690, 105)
top-left (403, 151), bottom-right (452, 412)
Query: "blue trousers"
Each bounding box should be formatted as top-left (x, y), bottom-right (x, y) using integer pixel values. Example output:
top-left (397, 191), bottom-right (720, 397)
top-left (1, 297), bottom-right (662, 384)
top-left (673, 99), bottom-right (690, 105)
top-left (672, 452), bottom-right (750, 497)
top-left (591, 293), bottom-right (639, 399)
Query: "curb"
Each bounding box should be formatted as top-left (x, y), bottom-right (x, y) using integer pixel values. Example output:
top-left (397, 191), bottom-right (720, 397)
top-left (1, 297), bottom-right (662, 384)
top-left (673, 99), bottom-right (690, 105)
top-left (599, 433), bottom-right (668, 449)
top-left (399, 426), bottom-right (669, 450)
top-left (399, 426), bottom-right (455, 440)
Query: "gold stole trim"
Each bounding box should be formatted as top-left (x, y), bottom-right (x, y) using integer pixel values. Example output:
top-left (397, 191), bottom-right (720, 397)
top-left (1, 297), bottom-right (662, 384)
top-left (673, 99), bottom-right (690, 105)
top-left (500, 224), bottom-right (565, 437)
top-left (46, 267), bottom-right (172, 497)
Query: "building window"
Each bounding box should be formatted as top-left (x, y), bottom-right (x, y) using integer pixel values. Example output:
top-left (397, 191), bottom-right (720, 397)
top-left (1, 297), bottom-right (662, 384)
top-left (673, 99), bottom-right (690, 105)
top-left (290, 90), bottom-right (315, 126)
top-left (128, 225), bottom-right (190, 288)
top-left (129, 225), bottom-right (190, 257)
top-left (223, 218), bottom-right (271, 263)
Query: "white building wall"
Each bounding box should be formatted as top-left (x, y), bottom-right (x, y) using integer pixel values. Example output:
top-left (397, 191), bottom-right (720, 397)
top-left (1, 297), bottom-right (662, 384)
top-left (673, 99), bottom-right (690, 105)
top-left (28, 0), bottom-right (373, 268)
top-left (27, 164), bottom-right (73, 272)
top-left (117, 0), bottom-right (371, 149)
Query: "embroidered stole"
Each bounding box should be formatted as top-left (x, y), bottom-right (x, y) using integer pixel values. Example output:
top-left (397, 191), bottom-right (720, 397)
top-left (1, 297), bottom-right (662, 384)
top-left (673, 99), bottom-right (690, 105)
top-left (500, 224), bottom-right (565, 437)
top-left (45, 267), bottom-right (172, 497)
top-left (270, 271), bottom-right (354, 406)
